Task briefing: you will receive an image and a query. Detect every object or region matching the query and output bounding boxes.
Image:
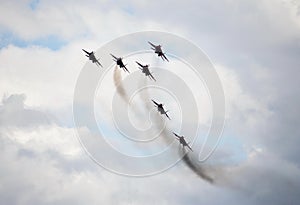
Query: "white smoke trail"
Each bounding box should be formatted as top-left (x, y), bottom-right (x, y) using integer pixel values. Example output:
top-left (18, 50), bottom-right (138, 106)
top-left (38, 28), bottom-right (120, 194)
top-left (113, 66), bottom-right (129, 104)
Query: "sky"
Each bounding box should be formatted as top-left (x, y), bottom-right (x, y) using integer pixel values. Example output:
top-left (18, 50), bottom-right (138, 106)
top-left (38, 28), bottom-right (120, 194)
top-left (0, 0), bottom-right (300, 204)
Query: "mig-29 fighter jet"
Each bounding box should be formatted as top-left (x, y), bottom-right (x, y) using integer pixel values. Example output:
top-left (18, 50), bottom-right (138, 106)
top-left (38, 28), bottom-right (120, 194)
top-left (148, 41), bottom-right (169, 62)
top-left (110, 54), bottom-right (130, 73)
top-left (136, 61), bottom-right (156, 81)
top-left (82, 49), bottom-right (102, 67)
top-left (152, 99), bottom-right (170, 120)
top-left (173, 132), bottom-right (193, 152)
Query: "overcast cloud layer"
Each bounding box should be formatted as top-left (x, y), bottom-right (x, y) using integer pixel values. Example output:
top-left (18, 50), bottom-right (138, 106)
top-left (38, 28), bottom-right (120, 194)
top-left (0, 0), bottom-right (300, 204)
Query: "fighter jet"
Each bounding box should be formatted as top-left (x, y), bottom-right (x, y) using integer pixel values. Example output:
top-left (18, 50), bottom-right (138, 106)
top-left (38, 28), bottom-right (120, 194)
top-left (82, 49), bottom-right (102, 67)
top-left (136, 61), bottom-right (156, 81)
top-left (173, 132), bottom-right (193, 152)
top-left (152, 99), bottom-right (170, 120)
top-left (110, 54), bottom-right (130, 73)
top-left (148, 41), bottom-right (169, 62)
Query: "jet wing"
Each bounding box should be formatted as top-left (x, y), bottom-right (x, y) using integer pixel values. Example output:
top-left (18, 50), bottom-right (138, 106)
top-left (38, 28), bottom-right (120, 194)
top-left (161, 53), bottom-right (169, 62)
top-left (136, 61), bottom-right (144, 68)
top-left (148, 41), bottom-right (156, 48)
top-left (186, 144), bottom-right (193, 152)
top-left (95, 59), bottom-right (103, 67)
top-left (165, 112), bottom-right (171, 120)
top-left (151, 99), bottom-right (159, 106)
top-left (149, 73), bottom-right (156, 81)
top-left (182, 137), bottom-right (193, 152)
top-left (123, 65), bottom-right (130, 73)
top-left (110, 53), bottom-right (118, 60)
top-left (173, 132), bottom-right (180, 138)
top-left (82, 49), bottom-right (91, 56)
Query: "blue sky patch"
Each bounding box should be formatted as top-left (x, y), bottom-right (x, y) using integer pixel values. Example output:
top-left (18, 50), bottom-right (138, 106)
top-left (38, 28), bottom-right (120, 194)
top-left (29, 0), bottom-right (40, 10)
top-left (0, 32), bottom-right (67, 50)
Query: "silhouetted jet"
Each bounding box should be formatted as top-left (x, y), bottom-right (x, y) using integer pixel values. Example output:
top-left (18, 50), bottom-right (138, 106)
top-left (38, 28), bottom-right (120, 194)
top-left (148, 41), bottom-right (169, 62)
top-left (136, 61), bottom-right (156, 81)
top-left (82, 49), bottom-right (102, 67)
top-left (173, 132), bottom-right (193, 152)
top-left (152, 99), bottom-right (170, 120)
top-left (110, 54), bottom-right (129, 73)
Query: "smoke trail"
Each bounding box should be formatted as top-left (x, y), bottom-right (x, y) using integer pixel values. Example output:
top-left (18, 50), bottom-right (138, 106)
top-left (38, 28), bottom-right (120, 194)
top-left (137, 74), bottom-right (216, 184)
top-left (179, 148), bottom-right (214, 183)
top-left (113, 66), bottom-right (129, 103)
top-left (138, 79), bottom-right (152, 111)
top-left (138, 80), bottom-right (173, 144)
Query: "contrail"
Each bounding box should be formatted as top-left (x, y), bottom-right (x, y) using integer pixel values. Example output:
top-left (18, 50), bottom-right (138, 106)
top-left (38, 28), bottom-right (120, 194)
top-left (113, 66), bottom-right (129, 104)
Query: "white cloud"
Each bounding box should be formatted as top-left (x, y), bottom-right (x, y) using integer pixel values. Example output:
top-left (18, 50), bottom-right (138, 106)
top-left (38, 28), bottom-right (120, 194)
top-left (0, 0), bottom-right (172, 42)
top-left (216, 64), bottom-right (272, 125)
top-left (0, 43), bottom-right (86, 112)
top-left (1, 0), bottom-right (300, 204)
top-left (0, 91), bottom-right (299, 205)
top-left (1, 126), bottom-right (82, 158)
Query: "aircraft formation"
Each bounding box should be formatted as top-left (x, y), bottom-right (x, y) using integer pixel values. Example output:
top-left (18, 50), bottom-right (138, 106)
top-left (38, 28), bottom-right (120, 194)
top-left (82, 41), bottom-right (193, 152)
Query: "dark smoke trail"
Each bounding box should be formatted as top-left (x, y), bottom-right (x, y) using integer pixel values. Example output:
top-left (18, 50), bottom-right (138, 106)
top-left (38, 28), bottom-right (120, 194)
top-left (113, 66), bottom-right (129, 103)
top-left (180, 148), bottom-right (214, 183)
top-left (137, 77), bottom-right (215, 183)
top-left (138, 81), bottom-right (173, 144)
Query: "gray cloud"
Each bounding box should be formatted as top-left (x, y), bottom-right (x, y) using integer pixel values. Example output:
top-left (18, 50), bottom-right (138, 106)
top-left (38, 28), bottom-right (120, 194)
top-left (0, 94), bottom-right (52, 127)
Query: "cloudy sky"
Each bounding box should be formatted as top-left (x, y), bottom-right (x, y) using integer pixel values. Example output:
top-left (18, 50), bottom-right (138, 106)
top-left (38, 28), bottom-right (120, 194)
top-left (1, 0), bottom-right (300, 204)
